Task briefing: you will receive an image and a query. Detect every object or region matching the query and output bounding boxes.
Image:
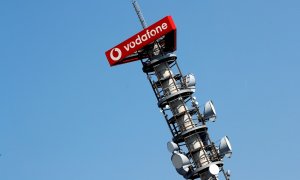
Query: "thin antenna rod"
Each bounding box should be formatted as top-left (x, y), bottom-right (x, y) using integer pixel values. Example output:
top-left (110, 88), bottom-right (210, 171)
top-left (132, 0), bottom-right (147, 29)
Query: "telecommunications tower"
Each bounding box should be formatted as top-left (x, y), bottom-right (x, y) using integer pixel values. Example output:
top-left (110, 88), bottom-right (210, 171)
top-left (104, 1), bottom-right (232, 179)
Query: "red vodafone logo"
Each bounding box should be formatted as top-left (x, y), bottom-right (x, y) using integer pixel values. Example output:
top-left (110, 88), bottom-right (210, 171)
top-left (105, 16), bottom-right (176, 66)
top-left (110, 48), bottom-right (122, 61)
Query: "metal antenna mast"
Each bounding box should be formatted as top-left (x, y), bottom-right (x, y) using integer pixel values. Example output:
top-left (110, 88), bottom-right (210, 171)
top-left (106, 1), bottom-right (233, 179)
top-left (132, 0), bottom-right (148, 29)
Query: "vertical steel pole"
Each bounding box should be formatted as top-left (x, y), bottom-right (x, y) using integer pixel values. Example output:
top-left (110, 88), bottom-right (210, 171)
top-left (132, 0), bottom-right (147, 29)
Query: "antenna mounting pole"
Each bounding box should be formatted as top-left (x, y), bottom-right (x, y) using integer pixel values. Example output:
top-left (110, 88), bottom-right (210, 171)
top-left (132, 0), bottom-right (148, 29)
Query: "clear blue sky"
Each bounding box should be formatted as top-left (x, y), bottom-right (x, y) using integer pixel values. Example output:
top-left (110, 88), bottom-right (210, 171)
top-left (1, 0), bottom-right (300, 179)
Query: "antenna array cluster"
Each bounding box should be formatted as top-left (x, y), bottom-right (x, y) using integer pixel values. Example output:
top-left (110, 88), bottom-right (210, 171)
top-left (105, 1), bottom-right (233, 179)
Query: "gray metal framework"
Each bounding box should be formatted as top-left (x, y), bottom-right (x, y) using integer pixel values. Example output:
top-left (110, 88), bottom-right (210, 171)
top-left (130, 1), bottom-right (231, 179)
top-left (142, 51), bottom-right (229, 180)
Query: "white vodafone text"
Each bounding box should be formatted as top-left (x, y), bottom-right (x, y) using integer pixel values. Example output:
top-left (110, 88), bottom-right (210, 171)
top-left (123, 23), bottom-right (168, 51)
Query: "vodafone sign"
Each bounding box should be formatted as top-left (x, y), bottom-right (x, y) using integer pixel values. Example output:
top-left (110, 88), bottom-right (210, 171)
top-left (105, 16), bottom-right (176, 66)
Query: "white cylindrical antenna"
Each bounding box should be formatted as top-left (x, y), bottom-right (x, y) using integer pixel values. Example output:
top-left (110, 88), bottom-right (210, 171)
top-left (132, 0), bottom-right (147, 29)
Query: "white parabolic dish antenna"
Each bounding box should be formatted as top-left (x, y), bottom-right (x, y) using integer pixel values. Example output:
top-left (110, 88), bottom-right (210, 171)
top-left (171, 152), bottom-right (190, 169)
top-left (167, 141), bottom-right (179, 153)
top-left (209, 164), bottom-right (220, 175)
